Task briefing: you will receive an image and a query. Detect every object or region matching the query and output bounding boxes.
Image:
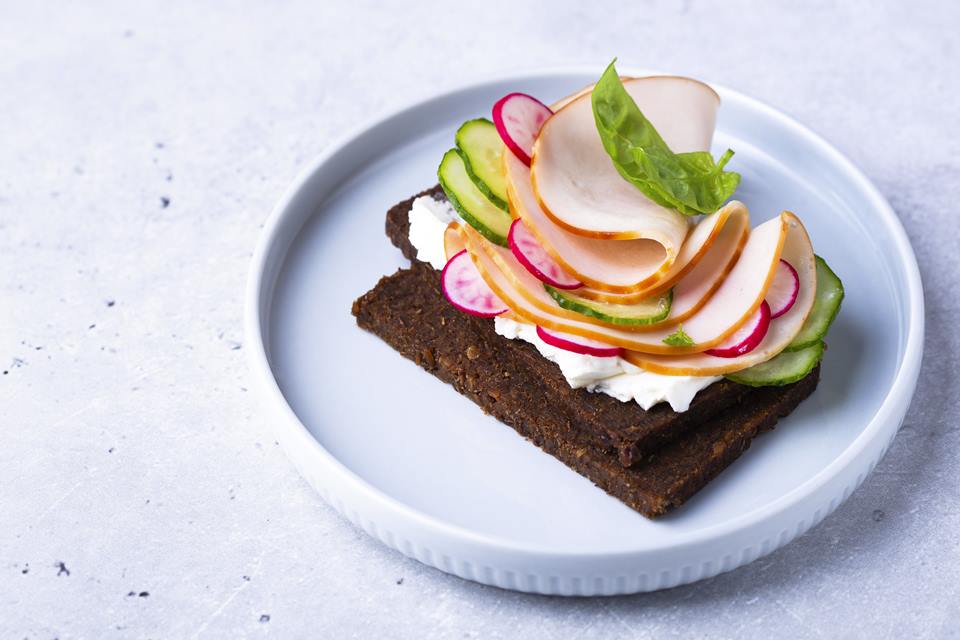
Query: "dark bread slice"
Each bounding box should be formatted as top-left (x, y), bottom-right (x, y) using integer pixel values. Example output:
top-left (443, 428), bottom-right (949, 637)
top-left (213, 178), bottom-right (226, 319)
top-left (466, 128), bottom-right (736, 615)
top-left (386, 187), bottom-right (753, 465)
top-left (352, 262), bottom-right (819, 517)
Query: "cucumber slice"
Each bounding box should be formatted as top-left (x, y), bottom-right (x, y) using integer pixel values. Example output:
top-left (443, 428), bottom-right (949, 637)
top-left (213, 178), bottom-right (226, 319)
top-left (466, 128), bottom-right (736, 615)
top-left (455, 119), bottom-right (509, 211)
top-left (438, 148), bottom-right (512, 247)
top-left (725, 341), bottom-right (825, 387)
top-left (545, 285), bottom-right (672, 326)
top-left (787, 256), bottom-right (844, 351)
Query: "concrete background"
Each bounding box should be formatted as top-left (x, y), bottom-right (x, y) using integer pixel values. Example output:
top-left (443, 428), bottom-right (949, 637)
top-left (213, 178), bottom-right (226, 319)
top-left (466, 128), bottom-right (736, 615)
top-left (2, 1), bottom-right (957, 637)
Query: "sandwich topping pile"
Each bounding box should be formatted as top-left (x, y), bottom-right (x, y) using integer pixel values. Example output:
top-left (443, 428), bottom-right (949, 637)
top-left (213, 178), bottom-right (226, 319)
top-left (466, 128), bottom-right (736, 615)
top-left (353, 61), bottom-right (844, 517)
top-left (418, 62), bottom-right (843, 408)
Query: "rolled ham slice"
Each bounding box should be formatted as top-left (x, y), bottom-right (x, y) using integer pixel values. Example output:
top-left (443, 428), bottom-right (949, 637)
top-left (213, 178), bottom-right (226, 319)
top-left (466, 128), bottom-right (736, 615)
top-left (623, 212), bottom-right (817, 374)
top-left (459, 211), bottom-right (789, 355)
top-left (531, 76), bottom-right (720, 240)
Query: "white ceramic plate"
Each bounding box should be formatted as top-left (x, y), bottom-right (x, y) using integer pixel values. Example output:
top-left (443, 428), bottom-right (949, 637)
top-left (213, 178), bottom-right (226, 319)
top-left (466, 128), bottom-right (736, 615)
top-left (246, 68), bottom-right (923, 596)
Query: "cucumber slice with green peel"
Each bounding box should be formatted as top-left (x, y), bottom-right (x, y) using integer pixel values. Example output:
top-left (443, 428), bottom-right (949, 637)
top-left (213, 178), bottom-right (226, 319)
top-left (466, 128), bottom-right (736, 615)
top-left (786, 256), bottom-right (844, 351)
top-left (725, 341), bottom-right (825, 387)
top-left (438, 148), bottom-right (512, 247)
top-left (455, 119), bottom-right (509, 211)
top-left (545, 285), bottom-right (672, 326)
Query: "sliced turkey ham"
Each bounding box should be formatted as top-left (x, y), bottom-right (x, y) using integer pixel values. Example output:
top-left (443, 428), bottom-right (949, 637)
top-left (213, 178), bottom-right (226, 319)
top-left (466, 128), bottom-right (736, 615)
top-left (567, 201), bottom-right (749, 304)
top-left (467, 223), bottom-right (668, 333)
top-left (530, 75), bottom-right (720, 241)
top-left (459, 211), bottom-right (789, 354)
top-left (623, 212), bottom-right (817, 374)
top-left (471, 201), bottom-right (749, 331)
top-left (661, 205), bottom-right (750, 322)
top-left (443, 222), bottom-right (465, 260)
top-left (507, 152), bottom-right (708, 293)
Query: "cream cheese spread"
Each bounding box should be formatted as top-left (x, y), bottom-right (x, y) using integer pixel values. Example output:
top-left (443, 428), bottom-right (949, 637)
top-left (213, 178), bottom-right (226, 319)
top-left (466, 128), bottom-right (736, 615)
top-left (493, 317), bottom-right (719, 412)
top-left (407, 196), bottom-right (721, 412)
top-left (407, 195), bottom-right (457, 269)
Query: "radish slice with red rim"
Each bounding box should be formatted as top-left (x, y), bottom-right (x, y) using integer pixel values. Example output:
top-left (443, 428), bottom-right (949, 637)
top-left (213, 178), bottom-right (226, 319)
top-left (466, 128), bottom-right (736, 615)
top-left (442, 250), bottom-right (508, 317)
top-left (492, 93), bottom-right (553, 166)
top-left (766, 259), bottom-right (800, 318)
top-left (536, 326), bottom-right (623, 358)
top-left (508, 219), bottom-right (583, 290)
top-left (705, 301), bottom-right (771, 358)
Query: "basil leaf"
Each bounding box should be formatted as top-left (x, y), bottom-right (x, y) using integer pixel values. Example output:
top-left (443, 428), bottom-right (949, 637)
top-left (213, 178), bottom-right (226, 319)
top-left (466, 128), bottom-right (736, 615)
top-left (592, 61), bottom-right (740, 216)
top-left (662, 325), bottom-right (694, 347)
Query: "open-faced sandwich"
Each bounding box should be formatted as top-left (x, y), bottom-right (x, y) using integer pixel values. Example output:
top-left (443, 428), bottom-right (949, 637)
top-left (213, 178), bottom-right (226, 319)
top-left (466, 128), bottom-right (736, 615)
top-left (353, 62), bottom-right (844, 518)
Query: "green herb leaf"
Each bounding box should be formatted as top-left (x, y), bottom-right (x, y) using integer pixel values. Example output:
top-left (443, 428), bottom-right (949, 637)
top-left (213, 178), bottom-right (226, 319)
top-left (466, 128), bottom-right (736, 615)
top-left (662, 325), bottom-right (694, 347)
top-left (591, 60), bottom-right (741, 216)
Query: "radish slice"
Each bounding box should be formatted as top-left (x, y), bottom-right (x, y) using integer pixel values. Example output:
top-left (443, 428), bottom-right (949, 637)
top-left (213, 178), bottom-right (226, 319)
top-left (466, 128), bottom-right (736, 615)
top-left (766, 259), bottom-right (800, 319)
top-left (536, 326), bottom-right (623, 358)
top-left (492, 93), bottom-right (552, 166)
top-left (508, 219), bottom-right (583, 290)
top-left (441, 250), bottom-right (508, 317)
top-left (705, 302), bottom-right (771, 358)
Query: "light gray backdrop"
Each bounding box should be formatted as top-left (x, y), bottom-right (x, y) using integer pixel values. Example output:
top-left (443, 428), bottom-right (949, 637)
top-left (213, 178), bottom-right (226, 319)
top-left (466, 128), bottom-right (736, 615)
top-left (2, 1), bottom-right (956, 638)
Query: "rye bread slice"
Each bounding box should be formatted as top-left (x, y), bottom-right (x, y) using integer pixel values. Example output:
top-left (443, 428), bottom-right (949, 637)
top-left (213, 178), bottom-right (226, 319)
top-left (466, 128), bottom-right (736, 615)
top-left (386, 187), bottom-right (752, 465)
top-left (352, 262), bottom-right (818, 517)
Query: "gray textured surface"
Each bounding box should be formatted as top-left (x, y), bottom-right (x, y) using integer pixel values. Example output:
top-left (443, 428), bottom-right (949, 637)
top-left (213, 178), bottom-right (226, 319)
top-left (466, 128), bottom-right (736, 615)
top-left (1, 1), bottom-right (956, 638)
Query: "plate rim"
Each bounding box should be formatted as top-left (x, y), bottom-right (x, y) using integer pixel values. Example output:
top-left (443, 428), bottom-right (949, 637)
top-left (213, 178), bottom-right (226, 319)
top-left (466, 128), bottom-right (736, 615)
top-left (244, 66), bottom-right (924, 592)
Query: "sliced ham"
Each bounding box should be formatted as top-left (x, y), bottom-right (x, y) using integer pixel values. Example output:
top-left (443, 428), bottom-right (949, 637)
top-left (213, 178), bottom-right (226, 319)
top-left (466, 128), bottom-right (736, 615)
top-left (459, 212), bottom-right (789, 354)
top-left (530, 76), bottom-right (720, 240)
top-left (623, 213), bottom-right (817, 374)
top-left (466, 223), bottom-right (667, 333)
top-left (484, 202), bottom-right (749, 330)
top-left (662, 204), bottom-right (750, 322)
top-left (568, 201), bottom-right (748, 304)
top-left (443, 222), bottom-right (465, 260)
top-left (505, 152), bottom-right (684, 293)
top-left (461, 226), bottom-right (686, 353)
